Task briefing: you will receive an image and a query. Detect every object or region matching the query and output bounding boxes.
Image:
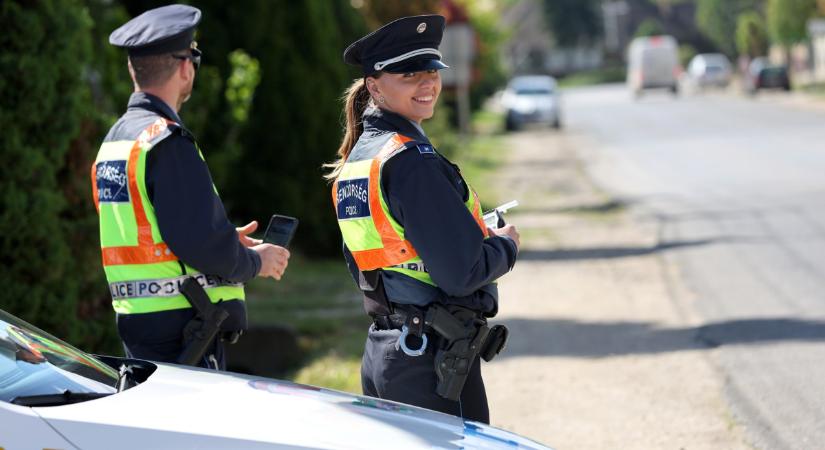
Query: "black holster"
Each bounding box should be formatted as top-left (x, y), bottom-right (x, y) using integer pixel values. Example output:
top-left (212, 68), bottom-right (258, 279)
top-left (360, 270), bottom-right (394, 316)
top-left (422, 305), bottom-right (509, 401)
top-left (177, 277), bottom-right (229, 367)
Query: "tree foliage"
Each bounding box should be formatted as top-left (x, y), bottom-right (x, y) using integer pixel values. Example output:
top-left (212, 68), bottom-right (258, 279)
top-left (357, 0), bottom-right (441, 26)
top-left (766, 0), bottom-right (818, 44)
top-left (634, 18), bottom-right (666, 37)
top-left (542, 0), bottom-right (602, 47)
top-left (736, 11), bottom-right (769, 57)
top-left (182, 0), bottom-right (367, 256)
top-left (696, 0), bottom-right (763, 56)
top-left (0, 0), bottom-right (123, 353)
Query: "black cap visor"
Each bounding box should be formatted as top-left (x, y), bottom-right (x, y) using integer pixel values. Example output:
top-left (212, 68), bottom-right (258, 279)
top-left (381, 57), bottom-right (449, 74)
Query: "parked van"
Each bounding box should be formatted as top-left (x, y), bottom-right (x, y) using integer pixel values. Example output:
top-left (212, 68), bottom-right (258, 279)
top-left (627, 35), bottom-right (680, 97)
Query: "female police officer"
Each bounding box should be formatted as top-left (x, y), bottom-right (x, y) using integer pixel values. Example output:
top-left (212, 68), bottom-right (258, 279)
top-left (326, 15), bottom-right (519, 424)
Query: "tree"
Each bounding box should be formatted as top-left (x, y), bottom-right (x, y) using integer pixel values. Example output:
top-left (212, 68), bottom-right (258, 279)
top-left (459, 0), bottom-right (507, 113)
top-left (0, 0), bottom-right (122, 353)
top-left (187, 0), bottom-right (367, 256)
top-left (696, 0), bottom-right (763, 56)
top-left (736, 11), bottom-right (769, 57)
top-left (358, 0), bottom-right (441, 27)
top-left (634, 18), bottom-right (665, 37)
top-left (766, 0), bottom-right (818, 44)
top-left (542, 0), bottom-right (602, 47)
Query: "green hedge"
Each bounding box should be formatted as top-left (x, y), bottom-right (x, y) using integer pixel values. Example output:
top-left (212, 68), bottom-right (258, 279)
top-left (0, 0), bottom-right (122, 354)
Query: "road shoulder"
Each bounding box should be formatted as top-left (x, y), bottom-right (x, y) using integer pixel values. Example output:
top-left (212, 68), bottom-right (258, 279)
top-left (483, 128), bottom-right (750, 449)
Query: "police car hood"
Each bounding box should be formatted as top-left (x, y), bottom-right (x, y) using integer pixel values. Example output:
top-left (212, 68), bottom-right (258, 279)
top-left (33, 362), bottom-right (550, 449)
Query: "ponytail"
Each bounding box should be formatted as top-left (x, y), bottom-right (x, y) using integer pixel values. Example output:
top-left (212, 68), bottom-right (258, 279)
top-left (324, 77), bottom-right (373, 181)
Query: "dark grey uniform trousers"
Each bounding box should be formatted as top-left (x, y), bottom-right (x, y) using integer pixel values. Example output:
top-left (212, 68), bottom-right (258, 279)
top-left (117, 309), bottom-right (225, 370)
top-left (361, 324), bottom-right (490, 424)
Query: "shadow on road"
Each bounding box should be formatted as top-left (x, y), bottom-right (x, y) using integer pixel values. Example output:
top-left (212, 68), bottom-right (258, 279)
top-left (494, 317), bottom-right (825, 359)
top-left (517, 238), bottom-right (715, 261)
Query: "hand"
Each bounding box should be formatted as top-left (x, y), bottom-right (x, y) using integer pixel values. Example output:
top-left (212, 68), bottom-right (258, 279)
top-left (252, 243), bottom-right (290, 280)
top-left (489, 224), bottom-right (520, 250)
top-left (237, 221), bottom-right (263, 248)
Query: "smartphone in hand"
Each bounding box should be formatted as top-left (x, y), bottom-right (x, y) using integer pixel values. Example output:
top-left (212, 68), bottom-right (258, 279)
top-left (264, 214), bottom-right (299, 248)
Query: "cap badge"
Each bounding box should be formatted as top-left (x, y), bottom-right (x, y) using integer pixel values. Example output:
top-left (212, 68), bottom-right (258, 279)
top-left (417, 22), bottom-right (427, 33)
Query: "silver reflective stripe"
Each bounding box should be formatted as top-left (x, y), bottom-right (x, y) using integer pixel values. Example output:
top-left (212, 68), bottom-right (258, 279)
top-left (388, 262), bottom-right (428, 273)
top-left (109, 273), bottom-right (242, 300)
top-left (373, 48), bottom-right (442, 71)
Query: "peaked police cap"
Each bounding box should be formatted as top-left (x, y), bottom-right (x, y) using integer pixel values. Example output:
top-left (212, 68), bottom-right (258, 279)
top-left (343, 15), bottom-right (449, 76)
top-left (109, 4), bottom-right (201, 57)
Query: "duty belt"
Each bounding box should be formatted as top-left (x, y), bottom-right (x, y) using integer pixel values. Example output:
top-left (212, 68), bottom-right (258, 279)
top-left (375, 303), bottom-right (509, 401)
top-left (109, 273), bottom-right (242, 300)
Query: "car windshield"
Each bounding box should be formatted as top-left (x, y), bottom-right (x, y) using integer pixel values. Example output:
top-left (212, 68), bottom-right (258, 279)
top-left (762, 67), bottom-right (786, 75)
top-left (514, 88), bottom-right (553, 95)
top-left (0, 309), bottom-right (118, 403)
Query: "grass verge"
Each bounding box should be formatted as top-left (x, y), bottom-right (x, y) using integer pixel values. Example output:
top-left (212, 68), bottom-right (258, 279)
top-left (559, 66), bottom-right (626, 88)
top-left (244, 255), bottom-right (369, 394)
top-left (799, 82), bottom-right (825, 97)
top-left (452, 110), bottom-right (509, 210)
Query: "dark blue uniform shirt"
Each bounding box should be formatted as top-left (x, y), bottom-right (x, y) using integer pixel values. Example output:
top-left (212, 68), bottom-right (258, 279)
top-left (105, 92), bottom-right (257, 342)
top-left (344, 107), bottom-right (518, 315)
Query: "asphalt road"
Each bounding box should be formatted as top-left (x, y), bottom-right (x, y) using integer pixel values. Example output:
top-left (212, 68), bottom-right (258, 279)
top-left (566, 84), bottom-right (825, 449)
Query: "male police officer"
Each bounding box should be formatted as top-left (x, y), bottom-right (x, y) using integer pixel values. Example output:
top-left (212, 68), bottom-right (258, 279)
top-left (93, 4), bottom-right (289, 369)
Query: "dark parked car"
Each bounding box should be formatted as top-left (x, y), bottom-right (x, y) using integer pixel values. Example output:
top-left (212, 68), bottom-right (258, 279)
top-left (745, 57), bottom-right (791, 93)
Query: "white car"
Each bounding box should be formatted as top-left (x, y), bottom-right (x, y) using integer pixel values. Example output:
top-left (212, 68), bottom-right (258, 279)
top-left (685, 53), bottom-right (732, 89)
top-left (501, 75), bottom-right (562, 131)
top-left (0, 309), bottom-right (552, 449)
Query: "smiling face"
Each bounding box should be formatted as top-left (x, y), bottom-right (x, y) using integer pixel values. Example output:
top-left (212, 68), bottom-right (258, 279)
top-left (367, 69), bottom-right (442, 123)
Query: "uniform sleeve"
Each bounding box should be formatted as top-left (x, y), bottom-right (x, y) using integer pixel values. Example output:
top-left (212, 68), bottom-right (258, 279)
top-left (145, 135), bottom-right (261, 283)
top-left (382, 150), bottom-right (517, 297)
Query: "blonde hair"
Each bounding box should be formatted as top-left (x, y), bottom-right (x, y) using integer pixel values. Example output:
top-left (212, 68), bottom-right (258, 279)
top-left (324, 77), bottom-right (376, 181)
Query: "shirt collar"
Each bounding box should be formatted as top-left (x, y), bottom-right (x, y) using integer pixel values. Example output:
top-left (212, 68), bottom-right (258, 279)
top-left (363, 106), bottom-right (430, 143)
top-left (127, 91), bottom-right (184, 125)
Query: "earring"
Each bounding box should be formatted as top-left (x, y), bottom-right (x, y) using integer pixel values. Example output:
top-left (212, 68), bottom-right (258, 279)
top-left (378, 96), bottom-right (385, 104)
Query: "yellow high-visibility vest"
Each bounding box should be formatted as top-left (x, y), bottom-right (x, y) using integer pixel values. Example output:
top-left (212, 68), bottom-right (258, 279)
top-left (332, 132), bottom-right (487, 286)
top-left (92, 118), bottom-right (244, 314)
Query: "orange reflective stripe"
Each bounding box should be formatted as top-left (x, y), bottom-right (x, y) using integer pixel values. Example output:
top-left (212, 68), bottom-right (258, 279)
top-left (470, 189), bottom-right (489, 238)
top-left (347, 134), bottom-right (417, 270)
top-left (127, 139), bottom-right (154, 247)
top-left (376, 134), bottom-right (412, 160)
top-left (91, 163), bottom-right (100, 213)
top-left (351, 247), bottom-right (398, 270)
top-left (101, 119), bottom-right (180, 267)
top-left (364, 157), bottom-right (418, 267)
top-left (102, 243), bottom-right (178, 266)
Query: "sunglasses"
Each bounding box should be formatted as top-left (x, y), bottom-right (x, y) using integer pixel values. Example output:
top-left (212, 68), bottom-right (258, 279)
top-left (172, 48), bottom-right (202, 71)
